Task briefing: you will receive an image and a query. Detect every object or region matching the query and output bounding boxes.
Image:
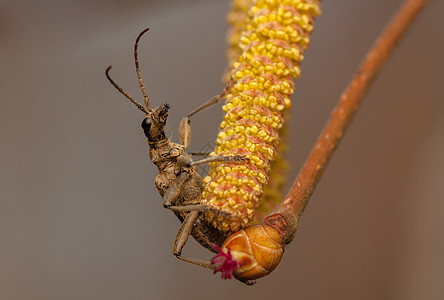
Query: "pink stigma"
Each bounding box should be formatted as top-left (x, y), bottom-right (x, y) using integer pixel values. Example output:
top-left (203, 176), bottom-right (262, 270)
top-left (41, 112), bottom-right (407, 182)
top-left (211, 244), bottom-right (238, 280)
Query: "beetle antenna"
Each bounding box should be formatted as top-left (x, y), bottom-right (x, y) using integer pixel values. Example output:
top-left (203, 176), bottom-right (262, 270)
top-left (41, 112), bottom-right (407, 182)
top-left (134, 28), bottom-right (151, 112)
top-left (106, 66), bottom-right (150, 115)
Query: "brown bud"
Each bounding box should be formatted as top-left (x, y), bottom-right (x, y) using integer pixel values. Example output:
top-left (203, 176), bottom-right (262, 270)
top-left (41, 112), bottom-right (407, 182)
top-left (221, 224), bottom-right (284, 281)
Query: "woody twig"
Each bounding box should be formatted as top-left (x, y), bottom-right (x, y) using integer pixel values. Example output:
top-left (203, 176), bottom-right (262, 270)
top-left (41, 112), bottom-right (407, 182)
top-left (273, 0), bottom-right (430, 243)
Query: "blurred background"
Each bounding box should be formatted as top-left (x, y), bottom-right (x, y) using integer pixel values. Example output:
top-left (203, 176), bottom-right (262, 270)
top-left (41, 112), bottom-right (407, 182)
top-left (0, 0), bottom-right (443, 299)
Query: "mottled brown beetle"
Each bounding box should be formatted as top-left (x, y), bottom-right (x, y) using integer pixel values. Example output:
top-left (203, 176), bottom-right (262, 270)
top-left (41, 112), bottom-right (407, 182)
top-left (105, 28), bottom-right (250, 277)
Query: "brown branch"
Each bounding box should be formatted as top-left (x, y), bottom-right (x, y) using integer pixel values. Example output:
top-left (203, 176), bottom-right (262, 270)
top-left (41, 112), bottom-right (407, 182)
top-left (272, 0), bottom-right (430, 242)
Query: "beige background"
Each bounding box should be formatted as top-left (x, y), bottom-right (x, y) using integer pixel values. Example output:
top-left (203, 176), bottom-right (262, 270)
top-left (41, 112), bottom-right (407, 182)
top-left (1, 0), bottom-right (443, 299)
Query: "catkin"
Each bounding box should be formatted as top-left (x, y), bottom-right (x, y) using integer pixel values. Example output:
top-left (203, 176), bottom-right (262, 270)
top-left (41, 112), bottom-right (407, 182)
top-left (202, 0), bottom-right (321, 232)
top-left (225, 0), bottom-right (290, 222)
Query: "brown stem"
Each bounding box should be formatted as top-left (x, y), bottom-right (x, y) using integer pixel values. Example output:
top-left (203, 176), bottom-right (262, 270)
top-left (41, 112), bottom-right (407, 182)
top-left (271, 0), bottom-right (430, 242)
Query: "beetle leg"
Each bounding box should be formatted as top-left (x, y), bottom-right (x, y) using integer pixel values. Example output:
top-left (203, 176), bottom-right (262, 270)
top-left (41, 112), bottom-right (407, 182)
top-left (175, 255), bottom-right (215, 271)
top-left (162, 172), bottom-right (189, 208)
top-left (168, 204), bottom-right (234, 218)
top-left (188, 152), bottom-right (212, 157)
top-left (179, 80), bottom-right (234, 148)
top-left (190, 154), bottom-right (249, 167)
top-left (175, 254), bottom-right (256, 286)
top-left (172, 211), bottom-right (200, 256)
top-left (172, 212), bottom-right (219, 272)
top-left (162, 169), bottom-right (233, 216)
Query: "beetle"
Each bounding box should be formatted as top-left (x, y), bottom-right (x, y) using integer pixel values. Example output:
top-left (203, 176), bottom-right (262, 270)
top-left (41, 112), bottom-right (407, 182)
top-left (105, 28), bottom-right (253, 281)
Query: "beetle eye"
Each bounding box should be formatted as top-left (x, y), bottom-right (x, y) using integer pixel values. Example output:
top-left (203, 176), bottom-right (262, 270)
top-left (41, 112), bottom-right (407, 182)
top-left (141, 117), bottom-right (151, 138)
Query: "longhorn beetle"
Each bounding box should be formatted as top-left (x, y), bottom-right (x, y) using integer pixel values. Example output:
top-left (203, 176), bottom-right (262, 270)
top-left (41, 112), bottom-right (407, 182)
top-left (106, 28), bottom-right (251, 279)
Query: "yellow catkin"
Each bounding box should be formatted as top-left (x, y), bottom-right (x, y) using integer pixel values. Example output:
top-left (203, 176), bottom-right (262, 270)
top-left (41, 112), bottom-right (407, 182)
top-left (225, 0), bottom-right (290, 222)
top-left (254, 110), bottom-right (290, 221)
top-left (202, 0), bottom-right (321, 232)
